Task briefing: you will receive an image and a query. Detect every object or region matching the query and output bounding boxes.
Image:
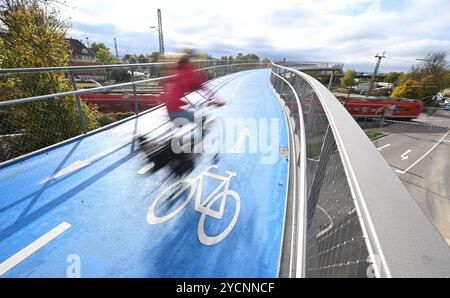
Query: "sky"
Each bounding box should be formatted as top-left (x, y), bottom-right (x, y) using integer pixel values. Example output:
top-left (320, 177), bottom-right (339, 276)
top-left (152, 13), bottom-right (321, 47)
top-left (60, 0), bottom-right (450, 72)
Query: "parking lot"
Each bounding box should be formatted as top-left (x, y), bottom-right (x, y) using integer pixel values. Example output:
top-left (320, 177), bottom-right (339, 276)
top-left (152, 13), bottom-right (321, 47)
top-left (368, 112), bottom-right (450, 246)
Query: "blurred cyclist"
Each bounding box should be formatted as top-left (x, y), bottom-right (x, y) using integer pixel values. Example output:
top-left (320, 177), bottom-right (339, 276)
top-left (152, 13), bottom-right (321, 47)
top-left (164, 52), bottom-right (224, 124)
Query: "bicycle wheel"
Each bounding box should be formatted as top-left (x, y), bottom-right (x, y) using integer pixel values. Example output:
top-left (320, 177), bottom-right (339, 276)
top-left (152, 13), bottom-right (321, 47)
top-left (197, 190), bottom-right (240, 245)
top-left (147, 178), bottom-right (196, 224)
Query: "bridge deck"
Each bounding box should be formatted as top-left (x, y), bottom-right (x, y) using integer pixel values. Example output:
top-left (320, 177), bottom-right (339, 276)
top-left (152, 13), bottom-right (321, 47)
top-left (0, 69), bottom-right (289, 277)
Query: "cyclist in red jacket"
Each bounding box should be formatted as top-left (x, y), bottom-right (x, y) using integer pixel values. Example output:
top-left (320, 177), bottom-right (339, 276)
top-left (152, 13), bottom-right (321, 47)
top-left (164, 54), bottom-right (224, 123)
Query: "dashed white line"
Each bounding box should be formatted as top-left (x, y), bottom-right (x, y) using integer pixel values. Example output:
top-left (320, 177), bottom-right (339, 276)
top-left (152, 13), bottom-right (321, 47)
top-left (230, 127), bottom-right (249, 154)
top-left (377, 144), bottom-right (391, 151)
top-left (395, 130), bottom-right (450, 175)
top-left (39, 135), bottom-right (138, 184)
top-left (0, 221), bottom-right (71, 276)
top-left (137, 162), bottom-right (155, 175)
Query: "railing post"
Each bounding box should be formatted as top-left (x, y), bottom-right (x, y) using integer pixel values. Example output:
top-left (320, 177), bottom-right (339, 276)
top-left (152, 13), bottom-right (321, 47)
top-left (131, 67), bottom-right (139, 115)
top-left (69, 71), bottom-right (87, 134)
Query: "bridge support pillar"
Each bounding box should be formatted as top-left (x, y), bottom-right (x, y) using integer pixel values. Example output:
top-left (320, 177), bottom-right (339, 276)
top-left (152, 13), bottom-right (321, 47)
top-left (327, 71), bottom-right (335, 90)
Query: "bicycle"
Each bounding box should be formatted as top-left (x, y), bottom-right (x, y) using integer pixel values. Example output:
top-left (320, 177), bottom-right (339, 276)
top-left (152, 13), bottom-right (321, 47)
top-left (146, 165), bottom-right (241, 245)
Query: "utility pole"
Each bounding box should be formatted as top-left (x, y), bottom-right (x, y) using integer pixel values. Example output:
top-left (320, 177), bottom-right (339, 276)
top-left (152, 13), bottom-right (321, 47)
top-left (367, 51), bottom-right (387, 96)
top-left (114, 38), bottom-right (119, 59)
top-left (157, 9), bottom-right (165, 54)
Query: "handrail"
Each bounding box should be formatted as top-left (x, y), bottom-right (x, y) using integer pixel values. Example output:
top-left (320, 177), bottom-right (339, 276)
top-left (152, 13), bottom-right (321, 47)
top-left (0, 59), bottom-right (239, 75)
top-left (271, 71), bottom-right (307, 278)
top-left (271, 63), bottom-right (450, 277)
top-left (276, 61), bottom-right (344, 71)
top-left (0, 62), bottom-right (263, 107)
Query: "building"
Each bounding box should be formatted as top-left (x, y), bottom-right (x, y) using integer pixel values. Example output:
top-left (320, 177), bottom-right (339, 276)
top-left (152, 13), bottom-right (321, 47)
top-left (66, 38), bottom-right (96, 62)
top-left (66, 38), bottom-right (105, 82)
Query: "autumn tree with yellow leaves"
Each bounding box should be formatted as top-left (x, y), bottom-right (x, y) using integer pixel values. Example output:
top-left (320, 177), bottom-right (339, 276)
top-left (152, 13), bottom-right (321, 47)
top-left (0, 0), bottom-right (99, 161)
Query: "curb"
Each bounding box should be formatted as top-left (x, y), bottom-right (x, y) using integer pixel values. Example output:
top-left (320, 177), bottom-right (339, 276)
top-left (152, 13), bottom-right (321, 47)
top-left (384, 119), bottom-right (450, 129)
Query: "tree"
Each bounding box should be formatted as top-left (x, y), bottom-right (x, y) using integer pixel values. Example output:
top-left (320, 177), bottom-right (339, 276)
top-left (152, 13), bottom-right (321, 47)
top-left (391, 52), bottom-right (448, 100)
top-left (196, 51), bottom-right (209, 60)
top-left (149, 51), bottom-right (160, 62)
top-left (245, 54), bottom-right (259, 62)
top-left (89, 41), bottom-right (117, 65)
top-left (90, 42), bottom-right (108, 54)
top-left (236, 53), bottom-right (244, 61)
top-left (341, 69), bottom-right (356, 87)
top-left (391, 79), bottom-right (421, 99)
top-left (421, 52), bottom-right (447, 76)
top-left (383, 72), bottom-right (401, 84)
top-left (0, 0), bottom-right (99, 161)
top-left (96, 47), bottom-right (117, 65)
top-left (137, 54), bottom-right (148, 63)
top-left (128, 55), bottom-right (137, 64)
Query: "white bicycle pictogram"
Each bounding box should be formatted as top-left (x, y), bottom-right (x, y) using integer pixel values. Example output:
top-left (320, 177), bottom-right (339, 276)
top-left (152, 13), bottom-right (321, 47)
top-left (147, 165), bottom-right (241, 245)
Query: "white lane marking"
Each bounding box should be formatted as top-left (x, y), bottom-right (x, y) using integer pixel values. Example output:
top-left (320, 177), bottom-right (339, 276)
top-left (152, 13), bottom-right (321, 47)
top-left (230, 127), bottom-right (250, 154)
top-left (401, 150), bottom-right (412, 161)
top-left (39, 135), bottom-right (137, 184)
top-left (377, 144), bottom-right (391, 151)
top-left (316, 206), bottom-right (334, 238)
top-left (137, 162), bottom-right (155, 175)
top-left (231, 92), bottom-right (236, 98)
top-left (396, 130), bottom-right (450, 174)
top-left (0, 222), bottom-right (71, 276)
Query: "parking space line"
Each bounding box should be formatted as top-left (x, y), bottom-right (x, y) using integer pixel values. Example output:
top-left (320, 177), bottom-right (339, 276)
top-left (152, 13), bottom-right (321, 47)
top-left (377, 144), bottom-right (391, 151)
top-left (0, 222), bottom-right (71, 276)
top-left (395, 130), bottom-right (450, 175)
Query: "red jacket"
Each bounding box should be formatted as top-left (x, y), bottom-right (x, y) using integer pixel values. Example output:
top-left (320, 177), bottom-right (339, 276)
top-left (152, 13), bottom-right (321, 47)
top-left (164, 63), bottom-right (205, 112)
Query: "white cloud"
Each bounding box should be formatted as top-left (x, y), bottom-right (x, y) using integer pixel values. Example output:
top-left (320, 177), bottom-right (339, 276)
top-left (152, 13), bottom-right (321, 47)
top-left (61, 0), bottom-right (450, 71)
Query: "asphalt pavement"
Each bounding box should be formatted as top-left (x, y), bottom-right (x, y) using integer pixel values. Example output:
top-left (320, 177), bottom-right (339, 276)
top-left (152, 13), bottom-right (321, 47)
top-left (368, 111), bottom-right (450, 246)
top-left (0, 69), bottom-right (289, 277)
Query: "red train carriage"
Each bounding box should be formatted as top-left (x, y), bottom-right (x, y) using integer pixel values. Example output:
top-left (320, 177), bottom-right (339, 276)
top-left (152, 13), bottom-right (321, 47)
top-left (334, 95), bottom-right (423, 120)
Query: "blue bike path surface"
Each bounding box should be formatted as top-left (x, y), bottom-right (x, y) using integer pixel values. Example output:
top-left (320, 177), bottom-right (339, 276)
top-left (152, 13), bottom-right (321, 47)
top-left (0, 69), bottom-right (289, 277)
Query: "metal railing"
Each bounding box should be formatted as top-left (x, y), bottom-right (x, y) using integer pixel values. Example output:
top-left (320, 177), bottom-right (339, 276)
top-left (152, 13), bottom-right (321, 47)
top-left (0, 60), bottom-right (266, 164)
top-left (271, 63), bottom-right (450, 278)
top-left (276, 61), bottom-right (344, 72)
